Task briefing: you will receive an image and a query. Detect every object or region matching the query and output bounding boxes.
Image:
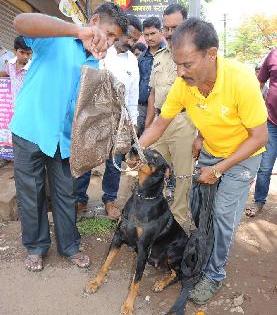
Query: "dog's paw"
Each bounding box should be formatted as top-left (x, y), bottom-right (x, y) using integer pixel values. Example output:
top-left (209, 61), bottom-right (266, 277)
top-left (85, 279), bottom-right (100, 294)
top-left (152, 280), bottom-right (165, 293)
top-left (120, 302), bottom-right (134, 315)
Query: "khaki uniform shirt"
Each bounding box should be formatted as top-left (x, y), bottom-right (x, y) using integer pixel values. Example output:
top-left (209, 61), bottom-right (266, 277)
top-left (149, 47), bottom-right (177, 109)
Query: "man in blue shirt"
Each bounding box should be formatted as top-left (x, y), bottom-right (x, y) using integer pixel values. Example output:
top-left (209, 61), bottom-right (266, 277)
top-left (11, 3), bottom-right (128, 272)
top-left (137, 17), bottom-right (164, 137)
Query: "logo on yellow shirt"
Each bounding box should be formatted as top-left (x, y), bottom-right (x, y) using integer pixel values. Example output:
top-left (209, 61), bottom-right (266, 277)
top-left (221, 105), bottom-right (229, 117)
top-left (196, 104), bottom-right (208, 110)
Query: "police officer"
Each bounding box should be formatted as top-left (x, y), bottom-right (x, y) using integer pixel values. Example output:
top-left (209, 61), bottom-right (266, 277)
top-left (145, 4), bottom-right (196, 229)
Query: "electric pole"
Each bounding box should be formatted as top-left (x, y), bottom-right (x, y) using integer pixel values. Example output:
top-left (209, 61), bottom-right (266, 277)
top-left (189, 0), bottom-right (201, 18)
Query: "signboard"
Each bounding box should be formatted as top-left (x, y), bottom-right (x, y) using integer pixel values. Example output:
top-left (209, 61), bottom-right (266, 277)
top-left (0, 78), bottom-right (13, 160)
top-left (115, 0), bottom-right (177, 20)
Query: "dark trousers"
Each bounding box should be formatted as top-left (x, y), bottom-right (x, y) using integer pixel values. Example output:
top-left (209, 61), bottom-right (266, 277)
top-left (12, 134), bottom-right (80, 256)
top-left (102, 154), bottom-right (123, 204)
top-left (137, 104), bottom-right (148, 137)
top-left (74, 170), bottom-right (91, 205)
top-left (254, 121), bottom-right (277, 204)
top-left (75, 154), bottom-right (123, 205)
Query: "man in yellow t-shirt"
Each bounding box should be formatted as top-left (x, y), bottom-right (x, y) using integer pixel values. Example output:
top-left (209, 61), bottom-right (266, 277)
top-left (139, 18), bottom-right (268, 304)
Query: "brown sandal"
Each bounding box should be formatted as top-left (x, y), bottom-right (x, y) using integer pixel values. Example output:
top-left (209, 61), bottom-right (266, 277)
top-left (69, 252), bottom-right (90, 268)
top-left (25, 254), bottom-right (43, 272)
top-left (105, 201), bottom-right (121, 220)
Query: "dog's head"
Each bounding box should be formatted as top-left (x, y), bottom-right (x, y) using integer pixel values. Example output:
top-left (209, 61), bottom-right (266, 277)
top-left (138, 149), bottom-right (169, 187)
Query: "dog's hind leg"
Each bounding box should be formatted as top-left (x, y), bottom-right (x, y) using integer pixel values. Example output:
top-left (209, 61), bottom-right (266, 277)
top-left (121, 245), bottom-right (148, 315)
top-left (152, 269), bottom-right (177, 292)
top-left (85, 232), bottom-right (123, 294)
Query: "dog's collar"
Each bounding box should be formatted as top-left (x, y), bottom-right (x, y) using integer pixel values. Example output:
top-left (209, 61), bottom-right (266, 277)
top-left (136, 192), bottom-right (159, 200)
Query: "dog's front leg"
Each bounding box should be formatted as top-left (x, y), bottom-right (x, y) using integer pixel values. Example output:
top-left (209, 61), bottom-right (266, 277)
top-left (121, 245), bottom-right (148, 315)
top-left (85, 233), bottom-right (122, 294)
top-left (152, 269), bottom-right (177, 292)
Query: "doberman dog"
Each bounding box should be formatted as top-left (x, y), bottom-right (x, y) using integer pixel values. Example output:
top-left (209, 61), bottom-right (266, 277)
top-left (85, 149), bottom-right (188, 315)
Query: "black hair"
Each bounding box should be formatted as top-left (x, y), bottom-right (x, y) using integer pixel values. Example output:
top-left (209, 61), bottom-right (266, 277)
top-left (172, 18), bottom-right (219, 51)
top-left (132, 42), bottom-right (147, 53)
top-left (14, 36), bottom-right (31, 51)
top-left (163, 4), bottom-right (188, 19)
top-left (142, 16), bottom-right (161, 31)
top-left (127, 14), bottom-right (142, 32)
top-left (93, 2), bottom-right (128, 34)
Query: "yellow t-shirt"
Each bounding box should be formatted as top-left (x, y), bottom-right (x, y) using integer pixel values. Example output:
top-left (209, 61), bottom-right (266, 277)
top-left (160, 56), bottom-right (268, 158)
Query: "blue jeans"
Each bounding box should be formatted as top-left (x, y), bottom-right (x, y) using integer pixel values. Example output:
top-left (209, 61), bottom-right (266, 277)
top-left (254, 121), bottom-right (277, 205)
top-left (196, 150), bottom-right (262, 282)
top-left (74, 171), bottom-right (91, 205)
top-left (74, 154), bottom-right (123, 205)
top-left (102, 154), bottom-right (124, 204)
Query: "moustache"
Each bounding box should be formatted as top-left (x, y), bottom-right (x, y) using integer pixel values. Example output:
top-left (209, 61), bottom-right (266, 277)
top-left (182, 76), bottom-right (193, 81)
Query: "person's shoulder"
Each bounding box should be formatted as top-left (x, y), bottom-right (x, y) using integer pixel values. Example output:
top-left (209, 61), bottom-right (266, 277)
top-left (172, 77), bottom-right (187, 91)
top-left (222, 57), bottom-right (256, 82)
top-left (154, 46), bottom-right (167, 57)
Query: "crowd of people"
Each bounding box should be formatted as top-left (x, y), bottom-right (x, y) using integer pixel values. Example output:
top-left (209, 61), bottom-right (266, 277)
top-left (0, 1), bottom-right (276, 307)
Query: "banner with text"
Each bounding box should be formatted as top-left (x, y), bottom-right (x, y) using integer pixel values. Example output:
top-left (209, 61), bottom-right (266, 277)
top-left (0, 78), bottom-right (14, 160)
top-left (115, 0), bottom-right (177, 20)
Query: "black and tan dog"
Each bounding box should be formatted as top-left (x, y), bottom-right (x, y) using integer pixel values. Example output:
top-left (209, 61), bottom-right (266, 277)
top-left (85, 149), bottom-right (188, 315)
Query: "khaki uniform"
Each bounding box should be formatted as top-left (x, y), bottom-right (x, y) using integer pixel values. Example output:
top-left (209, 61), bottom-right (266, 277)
top-left (149, 47), bottom-right (195, 226)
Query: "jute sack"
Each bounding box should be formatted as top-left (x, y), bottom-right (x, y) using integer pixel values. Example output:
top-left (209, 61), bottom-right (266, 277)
top-left (70, 66), bottom-right (131, 178)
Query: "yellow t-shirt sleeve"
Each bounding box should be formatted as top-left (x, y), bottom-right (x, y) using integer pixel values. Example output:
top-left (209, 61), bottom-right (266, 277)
top-left (237, 72), bottom-right (268, 128)
top-left (160, 77), bottom-right (186, 119)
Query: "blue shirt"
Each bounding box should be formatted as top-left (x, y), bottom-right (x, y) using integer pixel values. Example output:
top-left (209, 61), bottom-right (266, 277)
top-left (10, 37), bottom-right (99, 158)
top-left (138, 42), bottom-right (165, 105)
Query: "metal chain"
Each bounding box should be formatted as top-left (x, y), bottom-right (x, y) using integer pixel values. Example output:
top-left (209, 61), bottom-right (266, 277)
top-left (112, 103), bottom-right (146, 173)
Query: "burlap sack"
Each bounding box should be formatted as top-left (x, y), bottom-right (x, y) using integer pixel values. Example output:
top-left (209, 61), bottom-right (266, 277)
top-left (70, 66), bottom-right (130, 178)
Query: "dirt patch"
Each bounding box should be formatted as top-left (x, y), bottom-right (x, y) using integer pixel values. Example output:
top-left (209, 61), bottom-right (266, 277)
top-left (0, 170), bottom-right (276, 315)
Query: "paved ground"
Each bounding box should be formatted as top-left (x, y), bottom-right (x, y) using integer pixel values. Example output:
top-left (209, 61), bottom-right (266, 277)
top-left (0, 165), bottom-right (276, 315)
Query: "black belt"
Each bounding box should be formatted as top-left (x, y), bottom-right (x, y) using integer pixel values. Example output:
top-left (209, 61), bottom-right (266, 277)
top-left (155, 108), bottom-right (185, 115)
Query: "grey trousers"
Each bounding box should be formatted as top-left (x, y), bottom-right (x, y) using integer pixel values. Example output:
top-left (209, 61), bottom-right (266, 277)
top-left (12, 134), bottom-right (80, 256)
top-left (196, 149), bottom-right (262, 282)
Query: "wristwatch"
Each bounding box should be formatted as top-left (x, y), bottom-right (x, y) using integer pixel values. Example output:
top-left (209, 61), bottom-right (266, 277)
top-left (212, 166), bottom-right (222, 179)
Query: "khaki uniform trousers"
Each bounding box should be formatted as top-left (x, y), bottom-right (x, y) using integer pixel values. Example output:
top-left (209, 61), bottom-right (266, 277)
top-left (151, 112), bottom-right (196, 227)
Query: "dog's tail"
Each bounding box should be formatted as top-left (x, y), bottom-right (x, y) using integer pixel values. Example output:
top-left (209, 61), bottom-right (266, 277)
top-left (166, 278), bottom-right (197, 315)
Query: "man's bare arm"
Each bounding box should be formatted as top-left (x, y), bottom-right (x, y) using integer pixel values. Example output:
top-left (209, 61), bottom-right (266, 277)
top-left (14, 13), bottom-right (107, 57)
top-left (14, 13), bottom-right (84, 38)
top-left (145, 89), bottom-right (156, 129)
top-left (197, 123), bottom-right (268, 184)
top-left (139, 116), bottom-right (172, 148)
top-left (216, 123), bottom-right (268, 173)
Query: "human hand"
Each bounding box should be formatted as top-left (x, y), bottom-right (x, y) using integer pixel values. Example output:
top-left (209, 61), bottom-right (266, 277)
top-left (78, 26), bottom-right (108, 59)
top-left (197, 166), bottom-right (218, 184)
top-left (192, 136), bottom-right (203, 160)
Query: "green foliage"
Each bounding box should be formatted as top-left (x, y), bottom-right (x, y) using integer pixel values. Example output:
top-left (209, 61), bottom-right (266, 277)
top-left (77, 218), bottom-right (117, 236)
top-left (226, 14), bottom-right (277, 63)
